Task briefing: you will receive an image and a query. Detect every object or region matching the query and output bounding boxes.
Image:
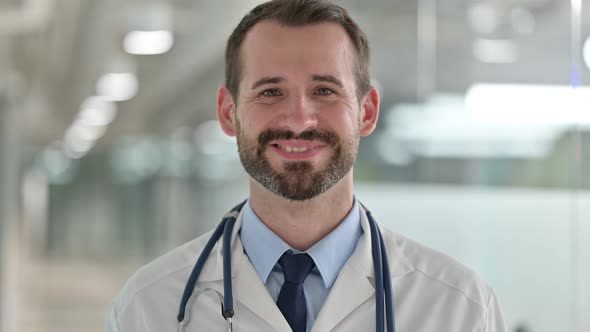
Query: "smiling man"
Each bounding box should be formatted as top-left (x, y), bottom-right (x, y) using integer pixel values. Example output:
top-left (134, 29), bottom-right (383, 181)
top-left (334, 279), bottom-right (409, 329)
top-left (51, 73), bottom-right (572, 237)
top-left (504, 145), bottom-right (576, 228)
top-left (106, 1), bottom-right (506, 331)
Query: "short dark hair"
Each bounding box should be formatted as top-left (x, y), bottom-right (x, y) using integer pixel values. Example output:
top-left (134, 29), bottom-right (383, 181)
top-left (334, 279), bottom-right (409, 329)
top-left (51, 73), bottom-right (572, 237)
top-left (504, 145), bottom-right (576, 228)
top-left (225, 0), bottom-right (371, 101)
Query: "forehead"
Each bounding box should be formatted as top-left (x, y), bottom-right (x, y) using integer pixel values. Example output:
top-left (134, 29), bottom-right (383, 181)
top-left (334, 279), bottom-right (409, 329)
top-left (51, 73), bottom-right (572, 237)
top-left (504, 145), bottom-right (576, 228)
top-left (239, 20), bottom-right (356, 85)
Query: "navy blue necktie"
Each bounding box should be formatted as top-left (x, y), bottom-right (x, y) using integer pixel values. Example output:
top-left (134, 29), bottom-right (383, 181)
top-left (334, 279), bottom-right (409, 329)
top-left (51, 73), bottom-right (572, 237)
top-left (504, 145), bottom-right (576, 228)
top-left (276, 253), bottom-right (315, 332)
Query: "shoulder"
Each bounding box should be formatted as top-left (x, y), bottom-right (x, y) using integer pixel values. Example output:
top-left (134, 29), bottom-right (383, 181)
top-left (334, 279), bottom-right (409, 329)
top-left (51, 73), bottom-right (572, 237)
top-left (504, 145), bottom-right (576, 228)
top-left (381, 226), bottom-right (494, 312)
top-left (109, 230), bottom-right (215, 322)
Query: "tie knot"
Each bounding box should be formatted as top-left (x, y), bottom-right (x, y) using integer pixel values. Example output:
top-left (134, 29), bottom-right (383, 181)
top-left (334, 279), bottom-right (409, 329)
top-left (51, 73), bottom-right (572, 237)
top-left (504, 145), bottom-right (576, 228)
top-left (278, 253), bottom-right (315, 284)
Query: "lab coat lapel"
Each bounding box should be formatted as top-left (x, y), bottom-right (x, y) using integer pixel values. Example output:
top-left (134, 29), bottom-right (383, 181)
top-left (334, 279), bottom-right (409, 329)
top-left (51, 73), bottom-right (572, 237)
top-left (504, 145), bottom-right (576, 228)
top-left (311, 208), bottom-right (414, 332)
top-left (311, 212), bottom-right (375, 332)
top-left (233, 252), bottom-right (292, 332)
top-left (311, 260), bottom-right (374, 331)
top-left (221, 210), bottom-right (292, 332)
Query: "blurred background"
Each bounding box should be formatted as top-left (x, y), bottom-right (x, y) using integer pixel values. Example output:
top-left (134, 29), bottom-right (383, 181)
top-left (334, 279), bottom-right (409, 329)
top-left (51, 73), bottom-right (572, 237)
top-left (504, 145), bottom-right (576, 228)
top-left (0, 0), bottom-right (589, 331)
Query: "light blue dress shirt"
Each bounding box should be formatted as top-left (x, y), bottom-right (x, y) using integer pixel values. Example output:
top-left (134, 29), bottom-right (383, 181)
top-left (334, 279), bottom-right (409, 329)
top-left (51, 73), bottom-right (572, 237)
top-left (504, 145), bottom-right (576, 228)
top-left (239, 198), bottom-right (363, 332)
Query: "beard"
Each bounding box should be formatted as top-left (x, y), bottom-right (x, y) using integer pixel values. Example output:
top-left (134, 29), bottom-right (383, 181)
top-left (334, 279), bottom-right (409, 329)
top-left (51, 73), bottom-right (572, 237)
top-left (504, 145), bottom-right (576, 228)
top-left (235, 120), bottom-right (359, 201)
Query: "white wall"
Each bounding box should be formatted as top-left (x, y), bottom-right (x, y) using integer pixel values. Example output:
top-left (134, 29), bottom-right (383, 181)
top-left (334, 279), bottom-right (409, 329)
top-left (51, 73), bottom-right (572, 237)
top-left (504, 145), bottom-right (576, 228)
top-left (356, 183), bottom-right (590, 332)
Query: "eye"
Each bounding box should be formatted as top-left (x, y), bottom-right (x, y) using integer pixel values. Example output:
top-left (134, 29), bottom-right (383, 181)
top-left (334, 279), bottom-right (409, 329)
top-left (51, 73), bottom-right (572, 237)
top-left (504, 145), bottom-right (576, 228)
top-left (261, 89), bottom-right (282, 97)
top-left (315, 87), bottom-right (334, 96)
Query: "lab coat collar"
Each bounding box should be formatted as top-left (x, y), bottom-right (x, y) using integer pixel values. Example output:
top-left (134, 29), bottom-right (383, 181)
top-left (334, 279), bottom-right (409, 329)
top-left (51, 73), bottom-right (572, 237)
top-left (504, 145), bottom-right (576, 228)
top-left (192, 208), bottom-right (246, 283)
top-left (193, 202), bottom-right (415, 332)
top-left (348, 205), bottom-right (414, 279)
top-left (196, 201), bottom-right (414, 281)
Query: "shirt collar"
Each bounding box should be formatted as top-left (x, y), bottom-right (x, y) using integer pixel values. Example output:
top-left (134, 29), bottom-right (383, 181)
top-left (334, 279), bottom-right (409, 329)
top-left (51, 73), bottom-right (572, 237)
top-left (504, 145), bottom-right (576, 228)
top-left (239, 198), bottom-right (363, 288)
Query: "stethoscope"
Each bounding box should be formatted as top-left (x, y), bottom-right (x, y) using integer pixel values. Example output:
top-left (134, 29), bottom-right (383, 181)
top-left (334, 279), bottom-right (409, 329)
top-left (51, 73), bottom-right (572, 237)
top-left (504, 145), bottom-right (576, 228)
top-left (177, 200), bottom-right (396, 332)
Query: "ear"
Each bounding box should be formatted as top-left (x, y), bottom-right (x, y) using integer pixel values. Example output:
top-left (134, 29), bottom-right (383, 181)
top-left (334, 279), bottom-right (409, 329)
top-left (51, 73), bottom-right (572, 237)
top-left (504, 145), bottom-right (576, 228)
top-left (358, 86), bottom-right (380, 137)
top-left (217, 85), bottom-right (237, 136)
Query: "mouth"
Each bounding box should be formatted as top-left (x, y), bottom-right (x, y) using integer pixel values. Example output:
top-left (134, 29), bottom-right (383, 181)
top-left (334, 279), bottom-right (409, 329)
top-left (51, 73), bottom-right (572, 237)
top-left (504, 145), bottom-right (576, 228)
top-left (268, 140), bottom-right (327, 160)
top-left (272, 144), bottom-right (319, 153)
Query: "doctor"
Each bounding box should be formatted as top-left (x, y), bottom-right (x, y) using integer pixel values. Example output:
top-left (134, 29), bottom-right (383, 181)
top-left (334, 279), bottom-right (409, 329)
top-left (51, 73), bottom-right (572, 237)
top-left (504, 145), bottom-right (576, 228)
top-left (106, 0), bottom-right (506, 331)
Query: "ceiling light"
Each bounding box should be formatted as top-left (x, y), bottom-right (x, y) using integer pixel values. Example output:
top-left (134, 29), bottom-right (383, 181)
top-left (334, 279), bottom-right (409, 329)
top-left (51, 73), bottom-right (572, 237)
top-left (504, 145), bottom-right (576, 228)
top-left (97, 72), bottom-right (139, 101)
top-left (465, 84), bottom-right (590, 125)
top-left (473, 39), bottom-right (519, 64)
top-left (124, 30), bottom-right (173, 55)
top-left (63, 131), bottom-right (95, 159)
top-left (67, 123), bottom-right (107, 141)
top-left (77, 96), bottom-right (117, 127)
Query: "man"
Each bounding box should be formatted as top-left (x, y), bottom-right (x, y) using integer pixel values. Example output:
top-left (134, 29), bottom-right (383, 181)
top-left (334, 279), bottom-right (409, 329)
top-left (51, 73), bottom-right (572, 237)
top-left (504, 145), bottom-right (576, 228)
top-left (106, 0), bottom-right (506, 331)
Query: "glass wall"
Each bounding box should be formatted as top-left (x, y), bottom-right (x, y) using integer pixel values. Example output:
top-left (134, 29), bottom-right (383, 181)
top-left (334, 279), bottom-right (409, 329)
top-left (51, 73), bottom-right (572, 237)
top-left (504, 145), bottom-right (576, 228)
top-left (0, 0), bottom-right (588, 331)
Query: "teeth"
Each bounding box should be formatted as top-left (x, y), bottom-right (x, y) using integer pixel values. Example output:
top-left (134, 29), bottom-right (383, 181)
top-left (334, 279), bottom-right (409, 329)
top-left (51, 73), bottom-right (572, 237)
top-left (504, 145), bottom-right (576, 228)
top-left (278, 145), bottom-right (310, 153)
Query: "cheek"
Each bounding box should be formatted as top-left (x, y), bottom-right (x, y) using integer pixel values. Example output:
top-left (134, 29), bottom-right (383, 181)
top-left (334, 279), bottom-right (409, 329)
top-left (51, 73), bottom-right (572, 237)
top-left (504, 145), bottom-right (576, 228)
top-left (242, 118), bottom-right (269, 138)
top-left (242, 102), bottom-right (274, 122)
top-left (236, 108), bottom-right (266, 133)
top-left (320, 106), bottom-right (359, 131)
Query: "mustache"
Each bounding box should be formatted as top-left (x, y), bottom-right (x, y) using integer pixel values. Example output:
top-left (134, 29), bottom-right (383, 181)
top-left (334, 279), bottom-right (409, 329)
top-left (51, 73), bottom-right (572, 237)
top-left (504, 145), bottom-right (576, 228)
top-left (258, 129), bottom-right (339, 148)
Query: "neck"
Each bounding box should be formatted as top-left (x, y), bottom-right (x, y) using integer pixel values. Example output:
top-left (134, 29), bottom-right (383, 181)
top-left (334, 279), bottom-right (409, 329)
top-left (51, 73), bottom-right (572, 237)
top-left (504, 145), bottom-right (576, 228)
top-left (248, 172), bottom-right (355, 251)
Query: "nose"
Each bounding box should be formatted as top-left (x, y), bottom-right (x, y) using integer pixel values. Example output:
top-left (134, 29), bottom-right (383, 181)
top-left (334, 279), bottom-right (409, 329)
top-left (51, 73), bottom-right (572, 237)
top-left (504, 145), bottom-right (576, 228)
top-left (277, 94), bottom-right (318, 134)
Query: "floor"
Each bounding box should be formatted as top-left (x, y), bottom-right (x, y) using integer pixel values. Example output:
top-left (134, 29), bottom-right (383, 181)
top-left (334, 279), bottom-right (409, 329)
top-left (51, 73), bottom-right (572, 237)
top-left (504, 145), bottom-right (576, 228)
top-left (1, 227), bottom-right (138, 332)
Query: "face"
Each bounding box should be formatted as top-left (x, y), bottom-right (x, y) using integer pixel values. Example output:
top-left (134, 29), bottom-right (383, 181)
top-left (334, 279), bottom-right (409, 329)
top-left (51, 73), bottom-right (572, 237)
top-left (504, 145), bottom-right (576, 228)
top-left (218, 21), bottom-right (379, 201)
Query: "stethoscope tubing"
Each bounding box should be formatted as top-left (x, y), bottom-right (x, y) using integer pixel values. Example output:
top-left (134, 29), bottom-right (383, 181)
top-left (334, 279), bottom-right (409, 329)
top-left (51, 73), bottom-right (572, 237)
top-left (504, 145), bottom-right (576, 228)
top-left (222, 214), bottom-right (236, 318)
top-left (376, 212), bottom-right (395, 332)
top-left (177, 218), bottom-right (226, 323)
top-left (177, 201), bottom-right (395, 332)
top-left (367, 209), bottom-right (384, 332)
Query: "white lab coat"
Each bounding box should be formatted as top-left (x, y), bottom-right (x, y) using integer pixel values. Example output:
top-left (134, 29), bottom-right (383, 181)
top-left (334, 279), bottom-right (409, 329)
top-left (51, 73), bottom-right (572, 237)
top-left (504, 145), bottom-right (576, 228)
top-left (105, 209), bottom-right (506, 332)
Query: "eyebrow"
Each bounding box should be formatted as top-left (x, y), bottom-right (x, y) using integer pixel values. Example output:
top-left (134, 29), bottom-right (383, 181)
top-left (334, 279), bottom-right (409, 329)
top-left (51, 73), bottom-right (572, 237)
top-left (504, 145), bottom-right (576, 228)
top-left (312, 75), bottom-right (344, 88)
top-left (250, 74), bottom-right (344, 90)
top-left (251, 77), bottom-right (285, 90)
